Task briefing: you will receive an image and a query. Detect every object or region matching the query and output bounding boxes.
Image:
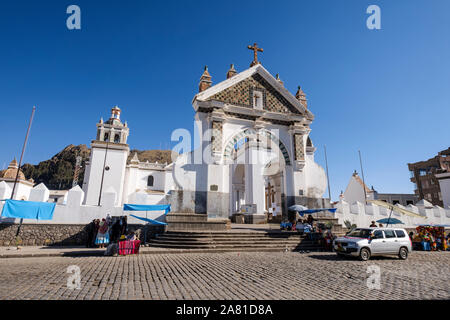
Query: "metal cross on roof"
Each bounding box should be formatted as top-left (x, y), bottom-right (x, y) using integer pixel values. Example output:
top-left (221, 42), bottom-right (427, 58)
top-left (247, 43), bottom-right (263, 67)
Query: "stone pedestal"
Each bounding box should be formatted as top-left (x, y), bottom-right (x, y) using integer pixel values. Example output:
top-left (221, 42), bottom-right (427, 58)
top-left (232, 213), bottom-right (245, 224)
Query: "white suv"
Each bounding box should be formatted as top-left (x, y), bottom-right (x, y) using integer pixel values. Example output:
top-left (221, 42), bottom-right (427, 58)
top-left (333, 228), bottom-right (412, 261)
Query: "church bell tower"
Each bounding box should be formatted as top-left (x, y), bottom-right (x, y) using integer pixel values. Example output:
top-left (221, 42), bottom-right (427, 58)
top-left (82, 106), bottom-right (130, 206)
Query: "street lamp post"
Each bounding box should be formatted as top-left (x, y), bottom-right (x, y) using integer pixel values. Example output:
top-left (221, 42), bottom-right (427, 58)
top-left (98, 141), bottom-right (109, 206)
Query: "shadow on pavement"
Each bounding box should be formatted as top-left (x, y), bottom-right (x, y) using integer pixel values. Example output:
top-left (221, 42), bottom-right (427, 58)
top-left (61, 250), bottom-right (105, 257)
top-left (308, 253), bottom-right (401, 261)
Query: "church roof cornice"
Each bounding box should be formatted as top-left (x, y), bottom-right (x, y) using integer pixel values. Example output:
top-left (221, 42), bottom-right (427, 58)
top-left (192, 64), bottom-right (314, 120)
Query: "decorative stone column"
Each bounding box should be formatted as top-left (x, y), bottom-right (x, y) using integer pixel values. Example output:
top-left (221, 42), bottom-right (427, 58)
top-left (289, 122), bottom-right (309, 171)
top-left (210, 109), bottom-right (225, 164)
top-left (243, 142), bottom-right (265, 216)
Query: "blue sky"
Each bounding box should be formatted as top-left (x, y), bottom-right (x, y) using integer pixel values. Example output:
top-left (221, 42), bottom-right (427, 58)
top-left (1, 0), bottom-right (449, 201)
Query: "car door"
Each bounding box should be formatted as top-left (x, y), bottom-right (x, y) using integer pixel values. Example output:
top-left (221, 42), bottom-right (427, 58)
top-left (394, 229), bottom-right (409, 251)
top-left (383, 229), bottom-right (399, 253)
top-left (369, 230), bottom-right (386, 254)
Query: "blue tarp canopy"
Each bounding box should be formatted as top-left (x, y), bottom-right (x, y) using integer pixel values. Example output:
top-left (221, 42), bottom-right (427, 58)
top-left (123, 204), bottom-right (170, 225)
top-left (123, 204), bottom-right (171, 214)
top-left (129, 214), bottom-right (167, 225)
top-left (298, 208), bottom-right (337, 216)
top-left (377, 218), bottom-right (403, 225)
top-left (1, 199), bottom-right (55, 220)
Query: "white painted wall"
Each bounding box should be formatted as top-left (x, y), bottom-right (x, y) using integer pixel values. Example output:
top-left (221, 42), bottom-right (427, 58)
top-left (0, 185), bottom-right (166, 225)
top-left (83, 146), bottom-right (128, 206)
top-left (343, 175), bottom-right (375, 205)
top-left (334, 200), bottom-right (450, 228)
top-left (0, 181), bottom-right (33, 201)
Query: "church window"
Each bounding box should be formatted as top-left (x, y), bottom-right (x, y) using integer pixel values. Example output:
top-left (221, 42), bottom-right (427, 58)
top-left (147, 175), bottom-right (154, 187)
top-left (252, 90), bottom-right (263, 110)
top-left (114, 134), bottom-right (120, 143)
top-left (104, 132), bottom-right (109, 142)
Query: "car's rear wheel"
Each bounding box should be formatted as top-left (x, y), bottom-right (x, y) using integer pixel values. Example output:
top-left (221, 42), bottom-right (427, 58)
top-left (398, 247), bottom-right (408, 260)
top-left (359, 248), bottom-right (371, 261)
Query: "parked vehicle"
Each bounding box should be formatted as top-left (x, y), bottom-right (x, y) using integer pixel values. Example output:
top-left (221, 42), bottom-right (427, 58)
top-left (333, 227), bottom-right (412, 261)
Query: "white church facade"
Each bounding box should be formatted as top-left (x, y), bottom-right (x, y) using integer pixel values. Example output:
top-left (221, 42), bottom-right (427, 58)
top-left (79, 54), bottom-right (329, 222)
top-left (2, 49), bottom-right (450, 228)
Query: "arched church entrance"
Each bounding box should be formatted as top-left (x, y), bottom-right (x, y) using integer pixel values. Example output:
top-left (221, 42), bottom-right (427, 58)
top-left (226, 129), bottom-right (291, 223)
top-left (232, 164), bottom-right (245, 213)
top-left (263, 160), bottom-right (285, 220)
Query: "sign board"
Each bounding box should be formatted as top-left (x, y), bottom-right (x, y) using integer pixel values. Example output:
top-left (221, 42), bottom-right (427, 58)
top-left (240, 204), bottom-right (257, 214)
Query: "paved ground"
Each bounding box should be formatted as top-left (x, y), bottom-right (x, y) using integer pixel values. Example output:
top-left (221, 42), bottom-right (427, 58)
top-left (0, 251), bottom-right (448, 300)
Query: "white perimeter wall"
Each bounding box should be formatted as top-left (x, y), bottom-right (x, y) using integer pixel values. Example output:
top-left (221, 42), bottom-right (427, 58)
top-left (335, 200), bottom-right (450, 228)
top-left (0, 183), bottom-right (167, 225)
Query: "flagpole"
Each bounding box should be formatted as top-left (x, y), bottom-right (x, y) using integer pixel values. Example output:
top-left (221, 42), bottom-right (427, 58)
top-left (358, 150), bottom-right (367, 205)
top-left (324, 145), bottom-right (331, 204)
top-left (13, 106), bottom-right (36, 241)
top-left (386, 207), bottom-right (393, 227)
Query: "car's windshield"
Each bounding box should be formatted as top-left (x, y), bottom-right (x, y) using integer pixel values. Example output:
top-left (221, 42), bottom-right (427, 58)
top-left (346, 229), bottom-right (371, 238)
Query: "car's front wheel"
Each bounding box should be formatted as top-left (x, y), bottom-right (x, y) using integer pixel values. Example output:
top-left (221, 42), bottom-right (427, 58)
top-left (359, 248), bottom-right (371, 261)
top-left (398, 247), bottom-right (408, 260)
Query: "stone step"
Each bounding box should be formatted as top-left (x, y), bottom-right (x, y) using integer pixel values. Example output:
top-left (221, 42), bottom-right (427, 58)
top-left (147, 244), bottom-right (324, 252)
top-left (156, 233), bottom-right (309, 239)
top-left (155, 236), bottom-right (311, 242)
top-left (166, 213), bottom-right (208, 222)
top-left (167, 221), bottom-right (228, 232)
top-left (150, 239), bottom-right (317, 245)
top-left (149, 243), bottom-right (320, 250)
top-left (160, 231), bottom-right (304, 236)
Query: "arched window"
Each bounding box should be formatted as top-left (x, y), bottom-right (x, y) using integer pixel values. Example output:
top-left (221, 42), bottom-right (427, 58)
top-left (114, 134), bottom-right (120, 143)
top-left (147, 175), bottom-right (154, 187)
top-left (103, 132), bottom-right (109, 142)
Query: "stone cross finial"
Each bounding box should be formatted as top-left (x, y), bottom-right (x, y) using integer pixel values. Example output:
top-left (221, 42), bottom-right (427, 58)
top-left (247, 43), bottom-right (263, 67)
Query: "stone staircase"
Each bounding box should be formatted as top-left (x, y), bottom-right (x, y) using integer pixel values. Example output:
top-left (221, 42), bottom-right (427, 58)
top-left (165, 213), bottom-right (229, 232)
top-left (156, 211), bottom-right (346, 252)
top-left (149, 230), bottom-right (327, 252)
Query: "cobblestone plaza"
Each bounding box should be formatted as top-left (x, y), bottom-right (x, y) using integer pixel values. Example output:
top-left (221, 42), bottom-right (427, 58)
top-left (0, 251), bottom-right (448, 300)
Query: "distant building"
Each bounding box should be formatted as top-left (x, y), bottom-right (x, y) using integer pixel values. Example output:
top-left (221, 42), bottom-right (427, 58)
top-left (0, 159), bottom-right (34, 200)
top-left (408, 147), bottom-right (450, 207)
top-left (374, 192), bottom-right (418, 206)
top-left (342, 171), bottom-right (418, 206)
top-left (48, 190), bottom-right (68, 204)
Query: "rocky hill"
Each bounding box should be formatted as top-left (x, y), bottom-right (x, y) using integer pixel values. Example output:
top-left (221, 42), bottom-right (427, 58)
top-left (21, 145), bottom-right (176, 190)
top-left (127, 149), bottom-right (177, 164)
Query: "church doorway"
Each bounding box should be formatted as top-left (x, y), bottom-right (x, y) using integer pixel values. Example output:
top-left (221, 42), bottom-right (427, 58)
top-left (232, 164), bottom-right (245, 213)
top-left (227, 129), bottom-right (289, 222)
top-left (263, 160), bottom-right (285, 221)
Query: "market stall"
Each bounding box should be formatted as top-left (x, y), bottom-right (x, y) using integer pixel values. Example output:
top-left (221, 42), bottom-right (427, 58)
top-left (412, 225), bottom-right (448, 251)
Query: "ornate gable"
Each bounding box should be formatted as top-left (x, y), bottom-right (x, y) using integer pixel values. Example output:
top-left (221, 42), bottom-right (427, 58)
top-left (209, 73), bottom-right (301, 115)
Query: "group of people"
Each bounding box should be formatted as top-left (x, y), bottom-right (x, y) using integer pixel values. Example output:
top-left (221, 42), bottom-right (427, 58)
top-left (369, 221), bottom-right (384, 228)
top-left (294, 215), bottom-right (316, 234)
top-left (412, 226), bottom-right (449, 251)
top-left (280, 214), bottom-right (336, 251)
top-left (85, 215), bottom-right (129, 248)
top-left (281, 214), bottom-right (316, 232)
